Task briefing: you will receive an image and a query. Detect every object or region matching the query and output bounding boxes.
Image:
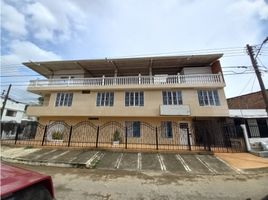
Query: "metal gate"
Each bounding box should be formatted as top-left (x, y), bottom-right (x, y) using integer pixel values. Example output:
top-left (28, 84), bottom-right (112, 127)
top-left (71, 121), bottom-right (97, 147)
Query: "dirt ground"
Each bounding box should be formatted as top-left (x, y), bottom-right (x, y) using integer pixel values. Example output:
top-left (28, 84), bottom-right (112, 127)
top-left (5, 162), bottom-right (268, 200)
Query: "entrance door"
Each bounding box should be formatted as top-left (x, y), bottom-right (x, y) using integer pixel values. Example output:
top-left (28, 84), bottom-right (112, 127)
top-left (257, 119), bottom-right (268, 138)
top-left (179, 123), bottom-right (190, 145)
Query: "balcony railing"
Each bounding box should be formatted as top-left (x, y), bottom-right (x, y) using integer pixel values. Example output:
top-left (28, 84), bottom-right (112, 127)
top-left (29, 73), bottom-right (224, 88)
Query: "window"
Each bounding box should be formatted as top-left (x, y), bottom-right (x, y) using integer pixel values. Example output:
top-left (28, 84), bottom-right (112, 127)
top-left (96, 92), bottom-right (114, 106)
top-left (125, 91), bottom-right (144, 106)
top-left (161, 121), bottom-right (173, 138)
top-left (198, 90), bottom-right (220, 106)
top-left (6, 110), bottom-right (17, 117)
top-left (125, 121), bottom-right (140, 137)
top-left (55, 93), bottom-right (73, 107)
top-left (162, 91), bottom-right (182, 105)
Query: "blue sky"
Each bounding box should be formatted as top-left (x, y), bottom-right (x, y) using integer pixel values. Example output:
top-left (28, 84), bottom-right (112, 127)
top-left (1, 0), bottom-right (268, 102)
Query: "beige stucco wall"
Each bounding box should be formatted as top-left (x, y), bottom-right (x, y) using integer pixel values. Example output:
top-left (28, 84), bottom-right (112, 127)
top-left (38, 116), bottom-right (192, 126)
top-left (28, 88), bottom-right (229, 117)
top-left (37, 116), bottom-right (193, 146)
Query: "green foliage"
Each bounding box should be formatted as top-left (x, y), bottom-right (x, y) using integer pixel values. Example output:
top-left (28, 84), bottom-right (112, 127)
top-left (38, 96), bottom-right (44, 105)
top-left (112, 129), bottom-right (121, 142)
top-left (52, 131), bottom-right (63, 140)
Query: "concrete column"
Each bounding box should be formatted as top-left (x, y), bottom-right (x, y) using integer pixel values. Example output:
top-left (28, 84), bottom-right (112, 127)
top-left (177, 72), bottom-right (180, 83)
top-left (149, 66), bottom-right (152, 84)
top-left (67, 76), bottom-right (71, 86)
top-left (102, 75), bottom-right (105, 85)
top-left (241, 124), bottom-right (251, 151)
top-left (114, 69), bottom-right (118, 85)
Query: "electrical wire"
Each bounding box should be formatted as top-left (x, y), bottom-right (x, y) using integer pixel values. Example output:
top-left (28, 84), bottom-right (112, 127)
top-left (251, 76), bottom-right (257, 93)
top-left (238, 74), bottom-right (256, 96)
top-left (0, 65), bottom-right (255, 78)
top-left (257, 57), bottom-right (268, 69)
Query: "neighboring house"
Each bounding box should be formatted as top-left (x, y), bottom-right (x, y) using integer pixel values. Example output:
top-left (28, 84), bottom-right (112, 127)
top-left (227, 90), bottom-right (268, 142)
top-left (0, 97), bottom-right (27, 123)
top-left (23, 54), bottom-right (230, 148)
top-left (1, 97), bottom-right (37, 139)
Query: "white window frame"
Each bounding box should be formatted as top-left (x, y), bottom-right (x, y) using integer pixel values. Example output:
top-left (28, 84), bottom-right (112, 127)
top-left (162, 91), bottom-right (183, 105)
top-left (198, 90), bottom-right (220, 106)
top-left (5, 109), bottom-right (17, 117)
top-left (125, 91), bottom-right (144, 106)
top-left (55, 93), bottom-right (73, 107)
top-left (96, 92), bottom-right (114, 106)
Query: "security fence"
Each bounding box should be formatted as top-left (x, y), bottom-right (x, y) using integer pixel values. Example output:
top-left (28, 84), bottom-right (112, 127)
top-left (1, 120), bottom-right (246, 152)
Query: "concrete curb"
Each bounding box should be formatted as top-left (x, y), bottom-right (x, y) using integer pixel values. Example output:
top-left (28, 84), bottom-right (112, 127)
top-left (1, 143), bottom-right (214, 155)
top-left (1, 156), bottom-right (86, 169)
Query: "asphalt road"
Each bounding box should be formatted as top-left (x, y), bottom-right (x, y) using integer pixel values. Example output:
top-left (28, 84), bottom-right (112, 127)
top-left (4, 162), bottom-right (268, 200)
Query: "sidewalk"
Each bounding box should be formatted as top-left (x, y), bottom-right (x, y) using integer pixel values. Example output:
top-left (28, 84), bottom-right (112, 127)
top-left (1, 145), bottom-right (268, 174)
top-left (215, 152), bottom-right (268, 169)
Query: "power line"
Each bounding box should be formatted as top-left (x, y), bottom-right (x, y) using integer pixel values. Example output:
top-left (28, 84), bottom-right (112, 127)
top-left (0, 71), bottom-right (260, 83)
top-left (0, 46), bottom-right (248, 67)
top-left (251, 76), bottom-right (257, 93)
top-left (1, 72), bottom-right (263, 87)
top-left (238, 74), bottom-right (255, 96)
top-left (0, 65), bottom-right (256, 78)
top-left (257, 57), bottom-right (267, 69)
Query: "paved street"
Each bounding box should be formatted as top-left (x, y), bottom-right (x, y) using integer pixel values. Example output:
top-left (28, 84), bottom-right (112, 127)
top-left (1, 146), bottom-right (268, 199)
top-left (3, 162), bottom-right (268, 200)
top-left (1, 146), bottom-right (242, 175)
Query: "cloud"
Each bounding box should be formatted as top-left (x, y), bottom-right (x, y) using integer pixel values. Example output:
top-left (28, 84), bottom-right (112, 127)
top-left (1, 0), bottom-right (27, 37)
top-left (1, 40), bottom-right (62, 102)
top-left (1, 0), bottom-right (268, 99)
top-left (229, 0), bottom-right (268, 20)
top-left (24, 0), bottom-right (88, 42)
top-left (25, 2), bottom-right (58, 41)
top-left (1, 40), bottom-right (61, 66)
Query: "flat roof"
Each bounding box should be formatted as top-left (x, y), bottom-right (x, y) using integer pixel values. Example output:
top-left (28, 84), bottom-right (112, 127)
top-left (23, 54), bottom-right (223, 78)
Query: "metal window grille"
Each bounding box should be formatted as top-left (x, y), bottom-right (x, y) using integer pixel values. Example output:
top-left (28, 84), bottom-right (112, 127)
top-left (161, 121), bottom-right (173, 138)
top-left (125, 121), bottom-right (141, 137)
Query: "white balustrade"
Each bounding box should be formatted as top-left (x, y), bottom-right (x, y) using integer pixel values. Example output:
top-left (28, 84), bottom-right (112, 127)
top-left (28, 73), bottom-right (224, 88)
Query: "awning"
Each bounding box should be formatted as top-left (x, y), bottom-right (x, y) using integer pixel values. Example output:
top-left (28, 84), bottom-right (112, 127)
top-left (23, 54), bottom-right (223, 78)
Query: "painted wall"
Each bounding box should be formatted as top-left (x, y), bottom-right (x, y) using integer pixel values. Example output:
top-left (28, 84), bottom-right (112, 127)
top-left (249, 138), bottom-right (268, 143)
top-left (38, 116), bottom-right (192, 126)
top-left (27, 88), bottom-right (229, 117)
top-left (181, 67), bottom-right (211, 75)
top-left (0, 98), bottom-right (26, 123)
top-left (38, 116), bottom-right (193, 145)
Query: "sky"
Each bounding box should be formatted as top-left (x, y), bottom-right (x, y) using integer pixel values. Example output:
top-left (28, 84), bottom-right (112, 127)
top-left (1, 0), bottom-right (268, 103)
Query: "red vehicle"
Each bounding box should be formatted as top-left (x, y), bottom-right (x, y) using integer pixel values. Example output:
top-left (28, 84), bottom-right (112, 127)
top-left (1, 163), bottom-right (54, 200)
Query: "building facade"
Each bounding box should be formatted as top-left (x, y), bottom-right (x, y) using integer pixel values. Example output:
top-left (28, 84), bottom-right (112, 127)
top-left (0, 97), bottom-right (27, 123)
top-left (228, 90), bottom-right (268, 109)
top-left (23, 54), bottom-right (230, 148)
top-left (227, 91), bottom-right (268, 140)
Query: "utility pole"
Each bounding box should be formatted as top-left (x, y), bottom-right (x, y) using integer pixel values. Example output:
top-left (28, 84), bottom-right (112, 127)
top-left (246, 44), bottom-right (268, 113)
top-left (1, 84), bottom-right (12, 120)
